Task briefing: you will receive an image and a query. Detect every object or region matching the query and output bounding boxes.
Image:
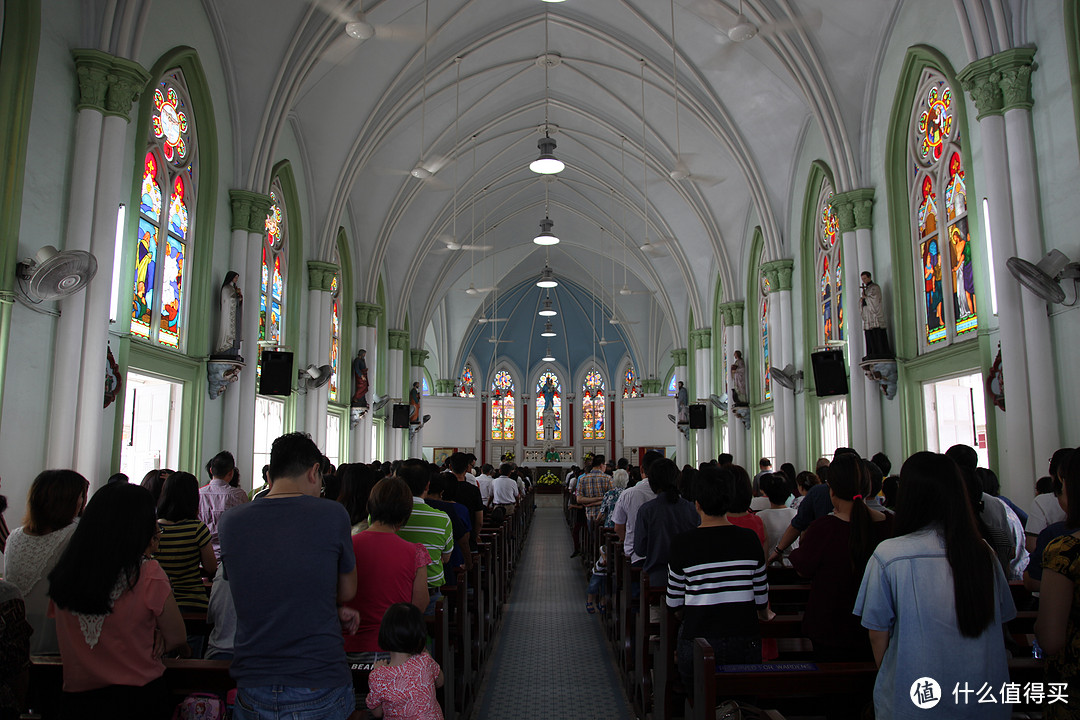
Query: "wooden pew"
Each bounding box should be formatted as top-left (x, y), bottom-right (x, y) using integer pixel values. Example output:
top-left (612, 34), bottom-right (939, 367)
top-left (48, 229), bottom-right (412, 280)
top-left (441, 567), bottom-right (473, 719)
top-left (425, 598), bottom-right (455, 720)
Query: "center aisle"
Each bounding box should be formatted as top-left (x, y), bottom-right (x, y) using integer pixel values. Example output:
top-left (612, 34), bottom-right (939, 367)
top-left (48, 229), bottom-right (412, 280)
top-left (471, 506), bottom-right (636, 720)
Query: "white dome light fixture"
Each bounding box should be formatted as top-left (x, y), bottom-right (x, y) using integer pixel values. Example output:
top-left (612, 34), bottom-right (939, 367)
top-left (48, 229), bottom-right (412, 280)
top-left (533, 216), bottom-right (560, 246)
top-left (535, 265), bottom-right (559, 288)
top-left (529, 134), bottom-right (564, 175)
top-left (538, 295), bottom-right (557, 317)
top-left (542, 347), bottom-right (556, 362)
top-left (344, 20), bottom-right (376, 40)
top-left (540, 320), bottom-right (557, 338)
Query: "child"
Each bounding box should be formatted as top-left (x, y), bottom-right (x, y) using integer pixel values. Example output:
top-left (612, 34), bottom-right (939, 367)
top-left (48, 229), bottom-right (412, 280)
top-left (586, 545), bottom-right (608, 614)
top-left (366, 603), bottom-right (445, 720)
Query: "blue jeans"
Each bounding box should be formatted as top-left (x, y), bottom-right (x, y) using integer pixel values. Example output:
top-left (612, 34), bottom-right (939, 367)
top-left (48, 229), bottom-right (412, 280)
top-left (234, 684), bottom-right (354, 720)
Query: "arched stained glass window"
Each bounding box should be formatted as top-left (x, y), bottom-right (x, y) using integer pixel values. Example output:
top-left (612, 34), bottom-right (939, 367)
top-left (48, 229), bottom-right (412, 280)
top-left (817, 180), bottom-right (844, 344)
top-left (131, 69), bottom-right (196, 349)
top-left (667, 373), bottom-right (678, 397)
top-left (490, 370), bottom-right (515, 440)
top-left (258, 179), bottom-right (288, 382)
top-left (761, 273), bottom-right (772, 401)
top-left (622, 366), bottom-right (642, 398)
top-left (910, 71), bottom-right (976, 349)
top-left (328, 272), bottom-right (341, 402)
top-left (422, 376), bottom-right (430, 396)
top-left (582, 370), bottom-right (605, 440)
top-left (535, 371), bottom-right (562, 440)
top-left (458, 365), bottom-right (475, 398)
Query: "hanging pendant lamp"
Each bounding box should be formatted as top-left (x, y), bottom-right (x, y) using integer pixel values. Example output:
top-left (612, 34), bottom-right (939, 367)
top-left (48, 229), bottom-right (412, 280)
top-left (540, 320), bottom-right (557, 338)
top-left (536, 265), bottom-right (559, 288)
top-left (530, 134), bottom-right (564, 175)
top-left (538, 295), bottom-right (557, 317)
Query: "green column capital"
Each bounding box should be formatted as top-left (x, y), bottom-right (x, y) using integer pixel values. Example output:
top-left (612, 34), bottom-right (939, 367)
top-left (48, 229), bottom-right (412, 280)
top-left (761, 259), bottom-right (794, 292)
top-left (959, 47), bottom-right (1037, 118)
top-left (306, 261), bottom-right (338, 292)
top-left (831, 188), bottom-right (875, 232)
top-left (641, 378), bottom-right (664, 394)
top-left (719, 301), bottom-right (745, 327)
top-left (410, 348), bottom-right (430, 367)
top-left (355, 302), bottom-right (381, 327)
top-left (387, 330), bottom-right (410, 351)
top-left (72, 49), bottom-right (150, 121)
top-left (229, 190), bottom-right (274, 234)
top-left (436, 379), bottom-right (455, 395)
top-left (671, 348), bottom-right (688, 367)
top-left (689, 327), bottom-right (712, 350)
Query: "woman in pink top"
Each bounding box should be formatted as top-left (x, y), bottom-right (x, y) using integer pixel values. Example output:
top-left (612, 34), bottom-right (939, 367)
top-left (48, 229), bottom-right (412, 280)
top-left (48, 482), bottom-right (188, 719)
top-left (345, 477), bottom-right (430, 658)
top-left (367, 603), bottom-right (444, 720)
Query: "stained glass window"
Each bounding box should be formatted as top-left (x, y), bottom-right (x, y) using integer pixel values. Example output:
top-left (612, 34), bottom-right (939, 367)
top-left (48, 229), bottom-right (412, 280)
top-left (258, 180), bottom-right (288, 383)
top-left (328, 273), bottom-right (341, 402)
top-left (816, 180), bottom-right (844, 344)
top-left (667, 373), bottom-right (678, 397)
top-left (422, 376), bottom-right (430, 396)
top-left (622, 366), bottom-right (643, 398)
top-left (761, 273), bottom-right (771, 401)
top-left (535, 371), bottom-right (562, 440)
top-left (130, 69), bottom-right (196, 349)
top-left (582, 370), bottom-right (605, 440)
top-left (909, 70), bottom-right (976, 349)
top-left (458, 365), bottom-right (475, 398)
top-left (491, 370), bottom-right (515, 440)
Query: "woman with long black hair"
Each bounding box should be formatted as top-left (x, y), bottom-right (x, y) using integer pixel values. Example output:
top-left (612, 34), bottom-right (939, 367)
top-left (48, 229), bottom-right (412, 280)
top-left (632, 458), bottom-right (699, 588)
top-left (855, 452), bottom-right (1015, 720)
top-left (48, 483), bottom-right (188, 719)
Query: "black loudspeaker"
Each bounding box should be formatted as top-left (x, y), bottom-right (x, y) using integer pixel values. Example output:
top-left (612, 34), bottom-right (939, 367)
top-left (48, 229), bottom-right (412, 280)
top-left (259, 351), bottom-right (294, 396)
top-left (391, 404), bottom-right (411, 428)
top-left (811, 349), bottom-right (849, 397)
top-left (688, 404), bottom-right (707, 429)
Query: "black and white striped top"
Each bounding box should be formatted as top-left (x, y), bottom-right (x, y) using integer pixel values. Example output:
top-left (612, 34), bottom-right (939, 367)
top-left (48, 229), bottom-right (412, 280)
top-left (666, 525), bottom-right (768, 638)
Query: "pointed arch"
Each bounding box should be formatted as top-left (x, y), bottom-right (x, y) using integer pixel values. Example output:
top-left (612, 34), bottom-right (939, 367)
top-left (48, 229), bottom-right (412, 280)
top-left (534, 369), bottom-right (564, 441)
top-left (581, 368), bottom-right (606, 441)
top-left (489, 367), bottom-right (517, 441)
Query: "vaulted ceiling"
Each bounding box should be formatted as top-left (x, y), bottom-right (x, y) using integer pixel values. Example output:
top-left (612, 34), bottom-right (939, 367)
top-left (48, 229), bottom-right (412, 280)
top-left (208, 0), bottom-right (900, 379)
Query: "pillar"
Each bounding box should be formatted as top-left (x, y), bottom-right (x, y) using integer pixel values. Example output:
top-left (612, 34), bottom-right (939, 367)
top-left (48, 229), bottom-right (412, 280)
top-left (229, 190), bottom-right (274, 473)
top-left (690, 327), bottom-right (714, 464)
top-left (409, 348), bottom-right (429, 458)
top-left (672, 348), bottom-right (689, 464)
top-left (762, 260), bottom-right (796, 465)
top-left (70, 52), bottom-right (150, 484)
top-left (832, 188), bottom-right (883, 456)
top-left (720, 302), bottom-right (746, 467)
top-left (435, 379), bottom-right (455, 396)
top-left (304, 261), bottom-right (337, 448)
top-left (351, 303), bottom-right (380, 461)
top-left (959, 51), bottom-right (1041, 495)
top-left (386, 330), bottom-right (409, 460)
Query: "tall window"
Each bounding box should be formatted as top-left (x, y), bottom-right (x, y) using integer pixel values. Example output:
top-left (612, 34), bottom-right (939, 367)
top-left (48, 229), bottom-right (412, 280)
top-left (817, 180), bottom-right (844, 344)
top-left (582, 370), bottom-right (606, 440)
top-left (761, 273), bottom-right (771, 401)
top-left (819, 397), bottom-right (849, 457)
top-left (258, 179), bottom-right (288, 380)
top-left (622, 365), bottom-right (642, 398)
top-left (535, 371), bottom-right (562, 440)
top-left (490, 370), bottom-right (515, 440)
top-left (422, 376), bottom-right (430, 396)
top-left (458, 365), bottom-right (475, 397)
top-left (328, 272), bottom-right (341, 402)
top-left (667, 373), bottom-right (678, 396)
top-left (910, 71), bottom-right (976, 349)
top-left (131, 69), bottom-right (196, 349)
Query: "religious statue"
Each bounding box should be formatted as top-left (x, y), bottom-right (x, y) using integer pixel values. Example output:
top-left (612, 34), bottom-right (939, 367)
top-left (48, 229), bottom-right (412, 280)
top-left (541, 378), bottom-right (555, 412)
top-left (860, 271), bottom-right (892, 359)
top-left (351, 349), bottom-right (369, 408)
top-left (731, 350), bottom-right (748, 406)
top-left (212, 271), bottom-right (243, 360)
top-left (675, 381), bottom-right (689, 425)
top-left (409, 381), bottom-right (421, 424)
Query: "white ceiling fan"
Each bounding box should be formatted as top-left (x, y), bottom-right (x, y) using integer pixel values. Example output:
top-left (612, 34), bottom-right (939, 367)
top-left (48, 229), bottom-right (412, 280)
top-left (309, 0), bottom-right (425, 68)
top-left (690, 0), bottom-right (822, 45)
top-left (640, 235), bottom-right (672, 257)
top-left (464, 283), bottom-right (497, 296)
top-left (477, 317), bottom-right (507, 324)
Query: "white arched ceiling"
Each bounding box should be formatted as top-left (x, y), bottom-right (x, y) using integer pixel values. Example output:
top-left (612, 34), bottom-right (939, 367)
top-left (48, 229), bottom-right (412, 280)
top-left (206, 0), bottom-right (931, 376)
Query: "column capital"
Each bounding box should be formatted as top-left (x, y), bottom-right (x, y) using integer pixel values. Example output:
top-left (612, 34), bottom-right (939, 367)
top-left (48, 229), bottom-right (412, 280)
top-left (435, 379), bottom-right (455, 395)
top-left (958, 48), bottom-right (1037, 120)
top-left (355, 302), bottom-right (381, 327)
top-left (641, 378), bottom-right (664, 394)
top-left (229, 190), bottom-right (273, 234)
top-left (671, 348), bottom-right (688, 367)
top-left (387, 329), bottom-right (410, 351)
top-left (72, 49), bottom-right (150, 121)
top-left (306, 261), bottom-right (338, 292)
top-left (761, 259), bottom-right (794, 292)
top-left (410, 348), bottom-right (430, 367)
top-left (831, 188), bottom-right (875, 232)
top-left (719, 301), bottom-right (745, 327)
top-left (689, 327), bottom-right (712, 350)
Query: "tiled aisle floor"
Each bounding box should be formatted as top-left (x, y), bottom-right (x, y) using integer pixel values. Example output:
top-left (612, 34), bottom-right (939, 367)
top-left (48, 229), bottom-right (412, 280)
top-left (471, 507), bottom-right (636, 720)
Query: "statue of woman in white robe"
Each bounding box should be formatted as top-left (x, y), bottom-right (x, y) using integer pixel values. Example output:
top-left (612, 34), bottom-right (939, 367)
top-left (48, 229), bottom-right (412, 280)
top-left (213, 272), bottom-right (243, 359)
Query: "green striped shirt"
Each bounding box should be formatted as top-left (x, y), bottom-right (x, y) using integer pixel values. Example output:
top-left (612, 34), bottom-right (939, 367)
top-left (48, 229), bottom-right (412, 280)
top-left (154, 519), bottom-right (211, 612)
top-left (397, 498), bottom-right (454, 588)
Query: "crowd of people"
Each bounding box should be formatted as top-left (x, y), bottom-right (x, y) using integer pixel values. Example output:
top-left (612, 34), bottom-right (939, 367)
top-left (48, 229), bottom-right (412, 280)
top-left (0, 440), bottom-right (537, 720)
top-left (568, 444), bottom-right (1080, 719)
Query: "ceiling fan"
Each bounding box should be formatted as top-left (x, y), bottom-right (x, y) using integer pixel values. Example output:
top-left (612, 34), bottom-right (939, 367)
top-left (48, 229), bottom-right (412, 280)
top-left (608, 317), bottom-right (640, 326)
top-left (309, 0), bottom-right (424, 67)
top-left (477, 317), bottom-right (507, 324)
top-left (689, 0), bottom-right (822, 45)
top-left (640, 235), bottom-right (672, 257)
top-left (464, 283), bottom-right (497, 296)
top-left (433, 236), bottom-right (492, 253)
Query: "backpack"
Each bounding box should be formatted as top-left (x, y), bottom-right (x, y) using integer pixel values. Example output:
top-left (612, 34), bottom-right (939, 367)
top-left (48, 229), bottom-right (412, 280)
top-left (172, 692), bottom-right (226, 720)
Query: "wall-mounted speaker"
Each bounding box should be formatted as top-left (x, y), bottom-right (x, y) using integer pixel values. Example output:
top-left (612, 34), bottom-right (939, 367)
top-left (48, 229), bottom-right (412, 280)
top-left (811, 349), bottom-right (849, 397)
top-left (259, 351), bottom-right (293, 396)
top-left (688, 404), bottom-right (707, 429)
top-left (391, 404), bottom-right (411, 428)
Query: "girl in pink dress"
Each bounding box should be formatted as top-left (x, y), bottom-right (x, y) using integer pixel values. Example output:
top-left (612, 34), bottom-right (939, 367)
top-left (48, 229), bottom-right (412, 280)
top-left (366, 603), bottom-right (444, 720)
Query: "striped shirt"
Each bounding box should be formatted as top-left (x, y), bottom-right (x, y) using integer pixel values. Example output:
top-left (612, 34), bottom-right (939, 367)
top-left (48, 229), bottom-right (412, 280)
top-left (154, 519), bottom-right (211, 612)
top-left (397, 498), bottom-right (454, 588)
top-left (666, 524), bottom-right (768, 639)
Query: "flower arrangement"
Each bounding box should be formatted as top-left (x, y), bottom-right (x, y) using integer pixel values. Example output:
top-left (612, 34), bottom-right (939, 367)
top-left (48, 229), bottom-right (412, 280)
top-left (582, 452), bottom-right (594, 467)
top-left (501, 450), bottom-right (515, 462)
top-left (537, 472), bottom-right (561, 486)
